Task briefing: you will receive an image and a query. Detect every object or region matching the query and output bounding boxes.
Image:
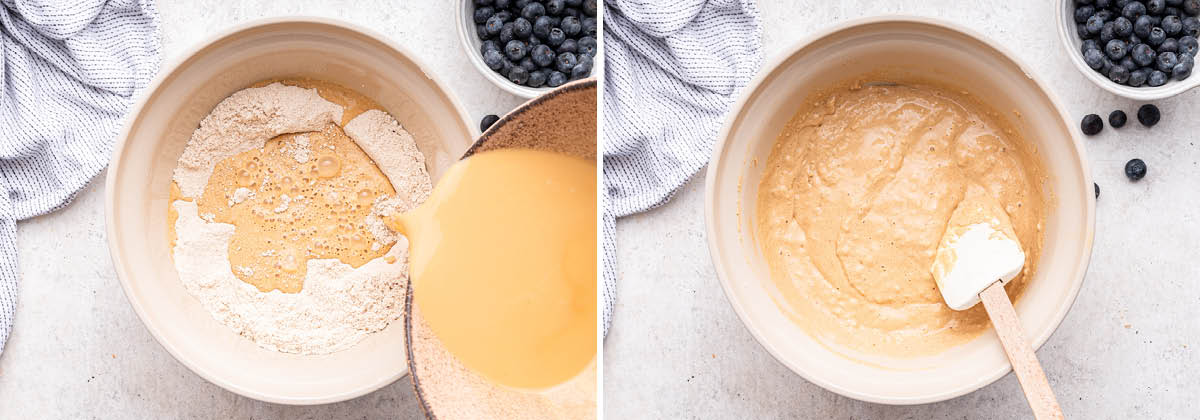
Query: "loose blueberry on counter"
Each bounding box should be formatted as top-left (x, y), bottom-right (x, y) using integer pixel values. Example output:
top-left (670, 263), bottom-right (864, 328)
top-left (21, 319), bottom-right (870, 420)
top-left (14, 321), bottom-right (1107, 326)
top-left (1082, 113), bottom-right (1105, 135)
top-left (1137, 104), bottom-right (1162, 125)
top-left (1095, 183), bottom-right (1100, 199)
top-left (480, 114), bottom-right (500, 132)
top-left (1125, 158), bottom-right (1148, 180)
top-left (1110, 109), bottom-right (1128, 127)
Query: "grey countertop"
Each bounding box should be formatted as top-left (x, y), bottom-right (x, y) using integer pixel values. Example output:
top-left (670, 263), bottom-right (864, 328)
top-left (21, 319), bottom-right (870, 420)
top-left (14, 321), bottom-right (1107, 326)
top-left (605, 0), bottom-right (1200, 419)
top-left (0, 1), bottom-right (523, 418)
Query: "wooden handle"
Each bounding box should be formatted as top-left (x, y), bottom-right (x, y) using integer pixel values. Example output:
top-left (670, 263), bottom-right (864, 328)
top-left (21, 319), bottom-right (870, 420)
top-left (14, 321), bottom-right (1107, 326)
top-left (979, 282), bottom-right (1064, 420)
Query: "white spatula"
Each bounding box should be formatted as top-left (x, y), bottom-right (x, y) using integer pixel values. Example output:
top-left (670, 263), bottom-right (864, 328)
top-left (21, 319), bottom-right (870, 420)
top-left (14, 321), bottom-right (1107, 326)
top-left (931, 187), bottom-right (1063, 420)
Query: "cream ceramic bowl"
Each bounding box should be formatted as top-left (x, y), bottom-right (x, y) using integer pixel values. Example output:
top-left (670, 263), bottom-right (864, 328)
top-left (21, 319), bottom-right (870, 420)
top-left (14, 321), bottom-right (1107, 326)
top-left (1057, 0), bottom-right (1200, 100)
top-left (705, 17), bottom-right (1095, 404)
top-left (106, 18), bottom-right (473, 404)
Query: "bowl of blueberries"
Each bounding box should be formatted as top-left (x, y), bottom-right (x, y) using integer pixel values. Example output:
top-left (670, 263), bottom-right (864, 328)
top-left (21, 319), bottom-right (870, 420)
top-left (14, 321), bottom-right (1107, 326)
top-left (1060, 0), bottom-right (1200, 99)
top-left (459, 0), bottom-right (598, 98)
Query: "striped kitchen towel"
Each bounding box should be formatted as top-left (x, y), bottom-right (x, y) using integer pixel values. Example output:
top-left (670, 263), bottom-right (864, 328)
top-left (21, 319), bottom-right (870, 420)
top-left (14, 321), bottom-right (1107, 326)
top-left (0, 0), bottom-right (161, 355)
top-left (602, 0), bottom-right (762, 334)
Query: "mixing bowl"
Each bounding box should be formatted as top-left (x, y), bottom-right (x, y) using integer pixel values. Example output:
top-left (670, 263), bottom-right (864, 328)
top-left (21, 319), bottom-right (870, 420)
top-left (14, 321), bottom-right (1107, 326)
top-left (705, 17), bottom-right (1095, 404)
top-left (106, 17), bottom-right (473, 404)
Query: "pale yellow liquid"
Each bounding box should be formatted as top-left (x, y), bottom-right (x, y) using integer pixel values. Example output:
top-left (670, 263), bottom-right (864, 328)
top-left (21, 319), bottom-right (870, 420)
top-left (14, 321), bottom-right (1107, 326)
top-left (387, 148), bottom-right (597, 390)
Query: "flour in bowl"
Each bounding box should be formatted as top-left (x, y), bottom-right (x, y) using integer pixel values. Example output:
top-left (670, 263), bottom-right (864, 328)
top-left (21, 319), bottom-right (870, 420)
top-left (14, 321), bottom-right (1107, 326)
top-left (168, 81), bottom-right (430, 354)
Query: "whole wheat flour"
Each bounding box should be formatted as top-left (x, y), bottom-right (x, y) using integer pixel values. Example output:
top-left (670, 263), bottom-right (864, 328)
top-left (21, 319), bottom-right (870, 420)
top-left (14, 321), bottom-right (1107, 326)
top-left (170, 83), bottom-right (431, 354)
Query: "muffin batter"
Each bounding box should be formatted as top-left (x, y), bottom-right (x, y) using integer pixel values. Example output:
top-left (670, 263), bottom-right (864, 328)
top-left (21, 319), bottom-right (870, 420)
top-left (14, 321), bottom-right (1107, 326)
top-left (756, 80), bottom-right (1047, 357)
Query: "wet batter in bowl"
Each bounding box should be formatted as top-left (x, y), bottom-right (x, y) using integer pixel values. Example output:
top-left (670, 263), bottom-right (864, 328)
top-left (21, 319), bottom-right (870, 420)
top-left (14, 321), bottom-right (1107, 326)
top-left (167, 79), bottom-right (431, 354)
top-left (756, 80), bottom-right (1047, 357)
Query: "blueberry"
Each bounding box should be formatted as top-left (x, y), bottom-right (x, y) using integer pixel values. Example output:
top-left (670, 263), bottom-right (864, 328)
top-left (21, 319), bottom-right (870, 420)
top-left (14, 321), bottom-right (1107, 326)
top-left (1110, 64), bottom-right (1132, 82)
top-left (533, 16), bottom-right (553, 39)
top-left (1082, 38), bottom-right (1101, 55)
top-left (481, 39), bottom-right (501, 55)
top-left (1102, 57), bottom-right (1115, 74)
top-left (561, 16), bottom-right (583, 36)
top-left (1133, 43), bottom-right (1157, 65)
top-left (1180, 35), bottom-right (1199, 55)
top-left (1085, 48), bottom-right (1107, 69)
top-left (549, 16), bottom-right (562, 27)
top-left (1078, 23), bottom-right (1091, 38)
top-left (556, 51), bottom-right (578, 73)
top-left (1167, 6), bottom-right (1183, 15)
top-left (1149, 0), bottom-right (1167, 14)
top-left (1107, 39), bottom-right (1129, 59)
top-left (582, 17), bottom-right (597, 36)
top-left (1115, 16), bottom-right (1135, 37)
top-left (476, 24), bottom-right (489, 41)
top-left (1101, 21), bottom-right (1117, 43)
top-left (1135, 15), bottom-right (1154, 38)
top-left (1109, 110), bottom-right (1128, 127)
top-left (521, 2), bottom-right (546, 20)
top-left (495, 0), bottom-right (511, 8)
top-left (1187, 0), bottom-right (1200, 14)
top-left (1157, 50), bottom-right (1179, 71)
top-left (1184, 16), bottom-right (1200, 36)
top-left (1116, 0), bottom-right (1131, 7)
top-left (1130, 33), bottom-right (1143, 45)
top-left (566, 0), bottom-right (583, 6)
top-left (1095, 0), bottom-right (1110, 6)
top-left (1163, 15), bottom-right (1184, 36)
top-left (500, 22), bottom-right (515, 44)
top-left (1149, 27), bottom-right (1167, 46)
top-left (500, 58), bottom-right (515, 78)
top-left (474, 6), bottom-right (495, 24)
top-left (513, 17), bottom-right (532, 39)
top-left (1137, 104), bottom-right (1161, 126)
top-left (519, 56), bottom-right (537, 72)
top-left (1161, 37), bottom-right (1180, 53)
top-left (1130, 67), bottom-right (1150, 85)
top-left (583, 0), bottom-right (597, 16)
top-left (508, 65), bottom-right (529, 85)
top-left (514, 0), bottom-right (530, 8)
top-left (1076, 5), bottom-right (1096, 23)
top-left (562, 7), bottom-right (581, 18)
top-left (505, 39), bottom-right (528, 60)
top-left (527, 69), bottom-right (547, 88)
top-left (1124, 158), bottom-right (1147, 181)
top-left (1081, 114), bottom-right (1104, 135)
top-left (1094, 183), bottom-right (1100, 199)
top-left (1097, 9), bottom-right (1115, 22)
top-left (571, 54), bottom-right (593, 79)
top-left (557, 38), bottom-right (578, 54)
top-left (483, 49), bottom-right (504, 70)
top-left (547, 27), bottom-right (566, 47)
top-left (1122, 55), bottom-right (1139, 70)
top-left (1173, 54), bottom-right (1194, 78)
top-left (480, 114), bottom-right (499, 132)
top-left (547, 70), bottom-right (568, 87)
top-left (1148, 69), bottom-right (1170, 85)
top-left (578, 36), bottom-right (597, 57)
top-left (531, 44), bottom-right (555, 67)
top-left (494, 10), bottom-right (513, 23)
top-left (1124, 1), bottom-right (1147, 19)
top-left (547, 0), bottom-right (566, 15)
top-left (485, 15), bottom-right (505, 36)
top-left (1169, 0), bottom-right (1183, 6)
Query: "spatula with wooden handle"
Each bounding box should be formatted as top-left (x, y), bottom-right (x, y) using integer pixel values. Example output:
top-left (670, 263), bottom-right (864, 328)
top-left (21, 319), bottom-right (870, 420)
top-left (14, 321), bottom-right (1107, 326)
top-left (931, 187), bottom-right (1063, 420)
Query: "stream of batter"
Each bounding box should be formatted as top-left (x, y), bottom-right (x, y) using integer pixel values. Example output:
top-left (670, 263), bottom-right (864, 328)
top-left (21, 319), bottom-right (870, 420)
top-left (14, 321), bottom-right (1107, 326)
top-left (756, 80), bottom-right (1047, 358)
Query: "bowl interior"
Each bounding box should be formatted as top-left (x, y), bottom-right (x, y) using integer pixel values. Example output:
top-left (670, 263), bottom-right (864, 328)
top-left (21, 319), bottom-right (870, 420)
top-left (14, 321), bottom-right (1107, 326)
top-left (457, 0), bottom-right (548, 98)
top-left (1056, 0), bottom-right (1200, 100)
top-left (707, 18), bottom-right (1094, 404)
top-left (107, 19), bottom-right (473, 404)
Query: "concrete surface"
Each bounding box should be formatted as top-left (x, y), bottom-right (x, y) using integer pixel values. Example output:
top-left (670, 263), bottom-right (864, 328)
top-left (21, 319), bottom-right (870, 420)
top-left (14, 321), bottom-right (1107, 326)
top-left (605, 1), bottom-right (1200, 419)
top-left (0, 1), bottom-right (523, 418)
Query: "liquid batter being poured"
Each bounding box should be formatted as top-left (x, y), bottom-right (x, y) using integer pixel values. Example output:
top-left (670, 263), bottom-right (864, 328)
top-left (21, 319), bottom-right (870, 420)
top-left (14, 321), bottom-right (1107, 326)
top-left (387, 148), bottom-right (597, 390)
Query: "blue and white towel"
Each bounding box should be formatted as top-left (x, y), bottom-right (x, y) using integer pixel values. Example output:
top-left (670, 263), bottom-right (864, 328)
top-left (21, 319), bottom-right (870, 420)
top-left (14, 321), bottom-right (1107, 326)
top-left (602, 0), bottom-right (762, 334)
top-left (0, 0), bottom-right (161, 355)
